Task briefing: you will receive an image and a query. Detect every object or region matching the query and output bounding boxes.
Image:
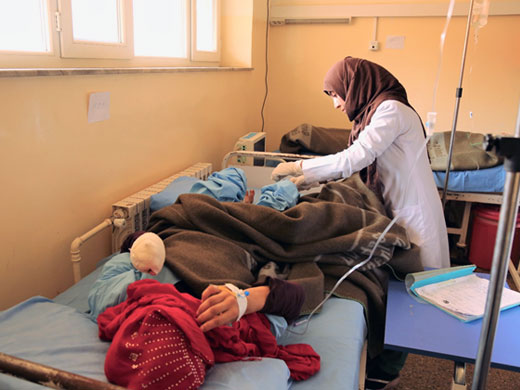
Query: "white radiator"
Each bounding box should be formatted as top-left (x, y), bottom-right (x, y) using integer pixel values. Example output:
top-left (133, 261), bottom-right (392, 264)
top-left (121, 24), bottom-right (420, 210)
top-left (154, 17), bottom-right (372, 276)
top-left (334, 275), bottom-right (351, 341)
top-left (71, 162), bottom-right (213, 283)
top-left (110, 162), bottom-right (212, 252)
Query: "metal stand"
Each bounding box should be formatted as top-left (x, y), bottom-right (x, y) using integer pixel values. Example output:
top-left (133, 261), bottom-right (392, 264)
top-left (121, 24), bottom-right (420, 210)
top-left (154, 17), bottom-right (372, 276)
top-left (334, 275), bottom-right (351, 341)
top-left (452, 361), bottom-right (467, 390)
top-left (471, 103), bottom-right (520, 389)
top-left (441, 0), bottom-right (475, 209)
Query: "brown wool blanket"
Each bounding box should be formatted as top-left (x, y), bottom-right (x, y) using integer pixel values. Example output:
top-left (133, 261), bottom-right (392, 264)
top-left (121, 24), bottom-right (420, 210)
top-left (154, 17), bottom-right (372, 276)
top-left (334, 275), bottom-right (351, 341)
top-left (279, 123), bottom-right (350, 155)
top-left (147, 174), bottom-right (422, 357)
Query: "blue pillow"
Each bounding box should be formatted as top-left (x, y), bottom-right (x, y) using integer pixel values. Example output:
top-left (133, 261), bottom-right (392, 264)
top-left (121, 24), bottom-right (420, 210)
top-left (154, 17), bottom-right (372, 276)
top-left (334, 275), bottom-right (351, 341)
top-left (150, 176), bottom-right (199, 212)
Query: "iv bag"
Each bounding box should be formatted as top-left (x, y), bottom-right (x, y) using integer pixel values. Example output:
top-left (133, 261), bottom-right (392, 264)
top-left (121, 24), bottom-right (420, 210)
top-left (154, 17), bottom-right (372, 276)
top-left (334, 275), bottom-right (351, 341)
top-left (472, 0), bottom-right (490, 28)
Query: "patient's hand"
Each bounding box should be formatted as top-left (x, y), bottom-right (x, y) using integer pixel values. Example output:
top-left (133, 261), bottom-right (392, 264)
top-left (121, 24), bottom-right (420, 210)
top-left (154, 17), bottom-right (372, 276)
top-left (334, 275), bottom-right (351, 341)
top-left (196, 284), bottom-right (269, 332)
top-left (196, 285), bottom-right (239, 332)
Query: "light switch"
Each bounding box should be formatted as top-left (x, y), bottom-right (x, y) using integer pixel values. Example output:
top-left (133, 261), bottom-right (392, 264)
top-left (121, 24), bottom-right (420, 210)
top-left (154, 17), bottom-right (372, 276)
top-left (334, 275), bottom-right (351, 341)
top-left (88, 92), bottom-right (111, 123)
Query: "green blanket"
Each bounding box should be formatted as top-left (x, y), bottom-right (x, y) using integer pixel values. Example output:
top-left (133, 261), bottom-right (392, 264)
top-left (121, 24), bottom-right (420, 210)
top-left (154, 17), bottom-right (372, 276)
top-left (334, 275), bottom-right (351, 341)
top-left (427, 131), bottom-right (503, 171)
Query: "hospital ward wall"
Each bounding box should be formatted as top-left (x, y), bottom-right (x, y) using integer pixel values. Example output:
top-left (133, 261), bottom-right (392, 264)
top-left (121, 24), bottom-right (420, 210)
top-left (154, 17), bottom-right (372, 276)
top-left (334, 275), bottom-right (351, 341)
top-left (263, 8), bottom-right (520, 152)
top-left (0, 1), bottom-right (267, 310)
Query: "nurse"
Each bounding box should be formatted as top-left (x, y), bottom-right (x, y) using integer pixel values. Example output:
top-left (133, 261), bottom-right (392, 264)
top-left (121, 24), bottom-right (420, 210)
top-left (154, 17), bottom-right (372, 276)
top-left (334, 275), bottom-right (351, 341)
top-left (271, 56), bottom-right (450, 271)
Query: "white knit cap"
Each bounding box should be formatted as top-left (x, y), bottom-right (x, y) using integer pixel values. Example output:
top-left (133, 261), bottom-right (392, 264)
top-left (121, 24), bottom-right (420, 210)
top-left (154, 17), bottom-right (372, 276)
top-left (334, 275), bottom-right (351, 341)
top-left (130, 232), bottom-right (166, 275)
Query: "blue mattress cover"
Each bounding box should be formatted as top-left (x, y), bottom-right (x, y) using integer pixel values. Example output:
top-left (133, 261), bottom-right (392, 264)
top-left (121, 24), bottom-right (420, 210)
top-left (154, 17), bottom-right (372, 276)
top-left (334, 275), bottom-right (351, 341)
top-left (0, 295), bottom-right (365, 390)
top-left (433, 164), bottom-right (505, 193)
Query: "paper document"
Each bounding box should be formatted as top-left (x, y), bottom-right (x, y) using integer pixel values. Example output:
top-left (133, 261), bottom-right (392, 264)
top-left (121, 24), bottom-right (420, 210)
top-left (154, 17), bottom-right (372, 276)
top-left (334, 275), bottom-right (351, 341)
top-left (414, 274), bottom-right (520, 321)
top-left (405, 265), bottom-right (520, 322)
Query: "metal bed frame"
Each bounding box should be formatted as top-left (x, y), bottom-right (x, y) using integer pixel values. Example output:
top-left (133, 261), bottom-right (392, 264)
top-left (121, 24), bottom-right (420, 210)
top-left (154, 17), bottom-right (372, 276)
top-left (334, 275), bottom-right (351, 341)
top-left (1, 151), bottom-right (370, 390)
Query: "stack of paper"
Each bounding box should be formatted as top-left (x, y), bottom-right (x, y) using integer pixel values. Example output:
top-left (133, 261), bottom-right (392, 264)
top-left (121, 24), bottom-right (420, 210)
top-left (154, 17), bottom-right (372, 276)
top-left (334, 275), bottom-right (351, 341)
top-left (405, 265), bottom-right (520, 322)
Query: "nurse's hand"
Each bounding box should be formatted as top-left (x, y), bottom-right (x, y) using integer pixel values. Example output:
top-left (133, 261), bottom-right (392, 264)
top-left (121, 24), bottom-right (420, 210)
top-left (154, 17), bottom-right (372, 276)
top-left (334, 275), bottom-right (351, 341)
top-left (271, 161), bottom-right (303, 181)
top-left (290, 175), bottom-right (319, 191)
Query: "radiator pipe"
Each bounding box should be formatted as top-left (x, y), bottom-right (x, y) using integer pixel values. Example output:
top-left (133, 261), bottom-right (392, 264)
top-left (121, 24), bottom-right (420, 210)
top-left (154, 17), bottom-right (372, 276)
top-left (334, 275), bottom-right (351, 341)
top-left (70, 218), bottom-right (113, 283)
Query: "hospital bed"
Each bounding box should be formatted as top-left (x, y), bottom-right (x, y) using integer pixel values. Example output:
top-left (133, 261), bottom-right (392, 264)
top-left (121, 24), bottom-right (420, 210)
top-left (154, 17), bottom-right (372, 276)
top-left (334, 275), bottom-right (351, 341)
top-left (434, 165), bottom-right (504, 259)
top-left (0, 151), bottom-right (389, 390)
top-left (434, 165), bottom-right (520, 290)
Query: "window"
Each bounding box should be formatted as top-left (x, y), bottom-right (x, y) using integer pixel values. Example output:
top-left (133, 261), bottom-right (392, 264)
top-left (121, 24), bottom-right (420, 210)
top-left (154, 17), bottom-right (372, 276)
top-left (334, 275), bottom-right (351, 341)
top-left (59, 0), bottom-right (134, 59)
top-left (133, 0), bottom-right (188, 58)
top-left (0, 0), bottom-right (220, 66)
top-left (191, 0), bottom-right (220, 62)
top-left (0, 0), bottom-right (51, 54)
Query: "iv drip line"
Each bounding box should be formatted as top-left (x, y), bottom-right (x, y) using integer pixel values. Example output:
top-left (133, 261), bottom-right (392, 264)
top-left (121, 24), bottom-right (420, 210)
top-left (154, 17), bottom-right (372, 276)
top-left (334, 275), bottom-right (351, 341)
top-left (431, 0), bottom-right (455, 115)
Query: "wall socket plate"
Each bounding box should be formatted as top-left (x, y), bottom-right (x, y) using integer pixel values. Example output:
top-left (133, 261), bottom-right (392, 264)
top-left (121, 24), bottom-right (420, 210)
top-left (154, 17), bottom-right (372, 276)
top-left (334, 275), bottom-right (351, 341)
top-left (369, 40), bottom-right (380, 51)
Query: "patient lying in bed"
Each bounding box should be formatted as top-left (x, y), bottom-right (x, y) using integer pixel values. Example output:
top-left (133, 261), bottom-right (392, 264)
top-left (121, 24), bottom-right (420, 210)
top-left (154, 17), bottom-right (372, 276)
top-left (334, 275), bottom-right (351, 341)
top-left (88, 181), bottom-right (317, 389)
top-left (88, 167), bottom-right (419, 390)
top-left (89, 231), bottom-right (305, 330)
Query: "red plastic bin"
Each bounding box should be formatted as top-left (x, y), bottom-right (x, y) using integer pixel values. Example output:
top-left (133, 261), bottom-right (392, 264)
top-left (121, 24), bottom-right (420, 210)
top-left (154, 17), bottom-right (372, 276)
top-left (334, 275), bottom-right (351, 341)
top-left (468, 205), bottom-right (520, 270)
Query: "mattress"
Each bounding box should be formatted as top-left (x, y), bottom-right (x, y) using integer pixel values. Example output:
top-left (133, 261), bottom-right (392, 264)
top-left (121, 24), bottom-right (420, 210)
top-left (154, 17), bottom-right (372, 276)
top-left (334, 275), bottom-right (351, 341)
top-left (433, 165), bottom-right (505, 193)
top-left (1, 293), bottom-right (366, 390)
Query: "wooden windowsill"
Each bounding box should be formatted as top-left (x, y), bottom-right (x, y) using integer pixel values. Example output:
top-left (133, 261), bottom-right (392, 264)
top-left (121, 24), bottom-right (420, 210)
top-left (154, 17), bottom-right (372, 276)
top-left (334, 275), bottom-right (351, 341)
top-left (0, 66), bottom-right (253, 78)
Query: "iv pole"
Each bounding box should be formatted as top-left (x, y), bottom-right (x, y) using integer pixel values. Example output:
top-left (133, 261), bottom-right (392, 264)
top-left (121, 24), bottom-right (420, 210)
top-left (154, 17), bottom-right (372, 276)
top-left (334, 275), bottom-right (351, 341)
top-left (471, 107), bottom-right (520, 389)
top-left (440, 0), bottom-right (475, 208)
top-left (437, 1), bottom-right (520, 388)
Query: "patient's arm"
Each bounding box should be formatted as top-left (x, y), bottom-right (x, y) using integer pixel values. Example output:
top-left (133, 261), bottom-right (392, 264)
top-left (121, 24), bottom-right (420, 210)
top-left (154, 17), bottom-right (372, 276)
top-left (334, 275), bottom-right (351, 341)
top-left (196, 284), bottom-right (269, 332)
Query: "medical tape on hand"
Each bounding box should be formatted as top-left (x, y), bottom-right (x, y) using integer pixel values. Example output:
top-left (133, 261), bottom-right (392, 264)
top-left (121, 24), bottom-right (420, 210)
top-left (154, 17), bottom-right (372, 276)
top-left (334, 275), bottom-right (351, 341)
top-left (221, 283), bottom-right (249, 321)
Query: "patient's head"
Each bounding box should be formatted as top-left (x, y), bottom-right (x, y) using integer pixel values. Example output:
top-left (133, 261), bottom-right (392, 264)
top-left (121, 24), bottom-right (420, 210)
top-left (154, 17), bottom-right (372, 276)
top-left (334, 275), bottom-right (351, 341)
top-left (129, 232), bottom-right (166, 275)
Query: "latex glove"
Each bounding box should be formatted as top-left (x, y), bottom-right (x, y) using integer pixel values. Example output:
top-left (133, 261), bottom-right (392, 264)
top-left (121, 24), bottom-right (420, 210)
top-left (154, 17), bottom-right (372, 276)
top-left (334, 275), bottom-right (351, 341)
top-left (271, 161), bottom-right (303, 181)
top-left (290, 175), bottom-right (319, 191)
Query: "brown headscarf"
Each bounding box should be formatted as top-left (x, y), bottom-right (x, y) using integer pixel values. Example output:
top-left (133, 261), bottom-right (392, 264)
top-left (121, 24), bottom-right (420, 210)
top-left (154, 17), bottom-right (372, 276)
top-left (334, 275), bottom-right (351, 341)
top-left (323, 57), bottom-right (421, 200)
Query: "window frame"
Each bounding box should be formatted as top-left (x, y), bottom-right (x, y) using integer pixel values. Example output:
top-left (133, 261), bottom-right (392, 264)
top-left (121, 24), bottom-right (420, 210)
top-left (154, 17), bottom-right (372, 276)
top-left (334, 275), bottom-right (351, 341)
top-left (190, 0), bottom-right (220, 63)
top-left (58, 0), bottom-right (134, 59)
top-left (0, 0), bottom-right (221, 68)
top-left (131, 0), bottom-right (191, 63)
top-left (0, 0), bottom-right (55, 58)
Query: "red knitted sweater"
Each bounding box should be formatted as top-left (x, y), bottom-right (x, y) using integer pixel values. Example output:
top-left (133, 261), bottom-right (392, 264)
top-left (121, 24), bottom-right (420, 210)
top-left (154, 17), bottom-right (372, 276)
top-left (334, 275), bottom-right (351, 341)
top-left (98, 279), bottom-right (320, 390)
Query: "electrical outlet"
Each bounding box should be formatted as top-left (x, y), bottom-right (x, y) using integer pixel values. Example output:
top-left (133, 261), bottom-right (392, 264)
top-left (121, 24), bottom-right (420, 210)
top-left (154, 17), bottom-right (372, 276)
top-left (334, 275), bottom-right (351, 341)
top-left (369, 40), bottom-right (379, 51)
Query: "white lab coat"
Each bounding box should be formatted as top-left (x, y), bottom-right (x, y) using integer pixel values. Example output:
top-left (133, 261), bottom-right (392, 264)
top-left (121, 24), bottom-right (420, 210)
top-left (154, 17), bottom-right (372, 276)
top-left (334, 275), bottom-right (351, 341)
top-left (302, 100), bottom-right (450, 269)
